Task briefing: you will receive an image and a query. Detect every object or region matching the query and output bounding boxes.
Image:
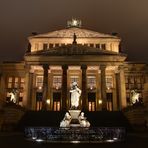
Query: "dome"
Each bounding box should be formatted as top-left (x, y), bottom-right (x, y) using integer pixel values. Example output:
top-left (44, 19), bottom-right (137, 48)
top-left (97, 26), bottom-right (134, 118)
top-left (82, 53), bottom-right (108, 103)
top-left (30, 27), bottom-right (118, 39)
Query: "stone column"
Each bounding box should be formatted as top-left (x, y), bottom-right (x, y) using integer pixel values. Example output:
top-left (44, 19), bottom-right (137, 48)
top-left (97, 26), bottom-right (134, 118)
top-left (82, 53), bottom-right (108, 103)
top-left (0, 70), bottom-right (5, 108)
top-left (24, 65), bottom-right (34, 109)
top-left (81, 65), bottom-right (87, 111)
top-left (143, 75), bottom-right (148, 106)
top-left (117, 65), bottom-right (127, 109)
top-left (62, 65), bottom-right (68, 111)
top-left (42, 64), bottom-right (49, 110)
top-left (47, 69), bottom-right (52, 110)
top-left (100, 65), bottom-right (107, 110)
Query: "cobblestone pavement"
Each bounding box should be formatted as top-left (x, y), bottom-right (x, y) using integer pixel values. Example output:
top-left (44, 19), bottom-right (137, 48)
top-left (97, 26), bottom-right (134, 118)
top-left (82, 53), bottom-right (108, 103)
top-left (0, 132), bottom-right (148, 148)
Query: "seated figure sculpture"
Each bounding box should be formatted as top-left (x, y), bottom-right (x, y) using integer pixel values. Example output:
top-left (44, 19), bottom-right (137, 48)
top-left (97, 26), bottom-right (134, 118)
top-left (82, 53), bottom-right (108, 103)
top-left (78, 112), bottom-right (90, 128)
top-left (60, 112), bottom-right (71, 128)
top-left (70, 82), bottom-right (81, 109)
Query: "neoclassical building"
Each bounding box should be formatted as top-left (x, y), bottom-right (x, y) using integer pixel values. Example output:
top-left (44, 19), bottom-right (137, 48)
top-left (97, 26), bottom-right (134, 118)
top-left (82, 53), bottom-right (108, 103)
top-left (0, 19), bottom-right (148, 111)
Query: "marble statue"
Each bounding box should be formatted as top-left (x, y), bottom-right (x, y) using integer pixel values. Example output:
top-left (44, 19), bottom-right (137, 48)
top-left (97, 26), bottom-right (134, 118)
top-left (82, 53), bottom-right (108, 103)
top-left (131, 90), bottom-right (140, 104)
top-left (9, 89), bottom-right (19, 104)
top-left (78, 112), bottom-right (90, 128)
top-left (70, 82), bottom-right (81, 109)
top-left (60, 112), bottom-right (71, 128)
top-left (10, 91), bottom-right (16, 103)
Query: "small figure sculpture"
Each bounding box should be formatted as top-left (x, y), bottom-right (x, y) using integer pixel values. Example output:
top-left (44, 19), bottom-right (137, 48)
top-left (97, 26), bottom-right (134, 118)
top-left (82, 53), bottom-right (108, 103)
top-left (60, 112), bottom-right (71, 128)
top-left (131, 90), bottom-right (140, 104)
top-left (78, 112), bottom-right (90, 128)
top-left (70, 82), bottom-right (81, 109)
top-left (73, 33), bottom-right (77, 44)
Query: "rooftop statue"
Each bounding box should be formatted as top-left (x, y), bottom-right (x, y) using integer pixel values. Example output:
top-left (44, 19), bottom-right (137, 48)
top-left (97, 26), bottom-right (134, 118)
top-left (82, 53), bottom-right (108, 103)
top-left (70, 82), bottom-right (81, 109)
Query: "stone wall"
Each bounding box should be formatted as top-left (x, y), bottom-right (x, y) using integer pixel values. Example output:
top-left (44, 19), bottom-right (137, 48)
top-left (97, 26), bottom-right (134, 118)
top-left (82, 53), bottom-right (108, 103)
top-left (0, 103), bottom-right (26, 131)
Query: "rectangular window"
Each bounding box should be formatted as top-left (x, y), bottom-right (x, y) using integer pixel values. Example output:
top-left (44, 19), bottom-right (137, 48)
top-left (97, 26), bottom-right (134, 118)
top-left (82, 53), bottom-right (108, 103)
top-left (20, 78), bottom-right (25, 88)
top-left (53, 76), bottom-right (62, 89)
top-left (106, 76), bottom-right (113, 89)
top-left (36, 76), bottom-right (43, 88)
top-left (84, 44), bottom-right (88, 46)
top-left (35, 43), bottom-right (39, 50)
top-left (90, 44), bottom-right (94, 47)
top-left (96, 44), bottom-right (100, 48)
top-left (43, 43), bottom-right (48, 50)
top-left (87, 76), bottom-right (96, 90)
top-left (53, 101), bottom-right (60, 111)
top-left (70, 76), bottom-right (79, 87)
top-left (19, 92), bottom-right (23, 106)
top-left (8, 77), bottom-right (13, 88)
top-left (14, 77), bottom-right (19, 88)
top-left (55, 43), bottom-right (59, 47)
top-left (101, 44), bottom-right (106, 50)
top-left (88, 102), bottom-right (95, 111)
top-left (61, 43), bottom-right (65, 46)
top-left (49, 43), bottom-right (53, 48)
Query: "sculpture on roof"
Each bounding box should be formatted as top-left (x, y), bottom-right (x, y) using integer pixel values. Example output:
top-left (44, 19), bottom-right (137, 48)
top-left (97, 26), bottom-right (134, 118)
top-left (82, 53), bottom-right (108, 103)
top-left (73, 33), bottom-right (77, 44)
top-left (67, 18), bottom-right (82, 28)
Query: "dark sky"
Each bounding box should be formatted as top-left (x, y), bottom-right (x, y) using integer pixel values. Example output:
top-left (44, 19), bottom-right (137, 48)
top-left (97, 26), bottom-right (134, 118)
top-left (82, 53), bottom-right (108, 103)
top-left (0, 0), bottom-right (148, 63)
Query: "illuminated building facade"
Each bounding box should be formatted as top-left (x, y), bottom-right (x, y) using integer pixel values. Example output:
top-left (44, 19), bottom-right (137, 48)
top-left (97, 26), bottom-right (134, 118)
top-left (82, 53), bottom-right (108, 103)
top-left (0, 19), bottom-right (148, 111)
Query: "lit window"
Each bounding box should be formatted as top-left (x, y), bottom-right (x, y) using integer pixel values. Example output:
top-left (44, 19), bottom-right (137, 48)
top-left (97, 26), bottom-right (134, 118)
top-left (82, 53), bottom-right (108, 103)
top-left (54, 101), bottom-right (60, 111)
top-left (88, 102), bottom-right (95, 111)
top-left (36, 76), bottom-right (43, 88)
top-left (14, 77), bottom-right (19, 88)
top-left (8, 77), bottom-right (13, 88)
top-left (53, 76), bottom-right (62, 89)
top-left (20, 78), bottom-right (25, 88)
top-left (87, 76), bottom-right (96, 90)
top-left (19, 92), bottom-right (23, 106)
top-left (35, 43), bottom-right (39, 50)
top-left (70, 76), bottom-right (79, 87)
top-left (106, 76), bottom-right (113, 90)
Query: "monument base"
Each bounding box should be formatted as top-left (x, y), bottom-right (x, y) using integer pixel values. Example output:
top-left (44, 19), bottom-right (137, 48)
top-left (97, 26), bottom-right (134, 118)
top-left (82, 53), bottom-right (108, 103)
top-left (69, 110), bottom-right (81, 119)
top-left (69, 110), bottom-right (81, 127)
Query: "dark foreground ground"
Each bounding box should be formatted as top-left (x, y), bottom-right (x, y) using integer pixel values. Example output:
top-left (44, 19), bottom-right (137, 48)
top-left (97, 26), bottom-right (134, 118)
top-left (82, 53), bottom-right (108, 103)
top-left (0, 131), bottom-right (148, 148)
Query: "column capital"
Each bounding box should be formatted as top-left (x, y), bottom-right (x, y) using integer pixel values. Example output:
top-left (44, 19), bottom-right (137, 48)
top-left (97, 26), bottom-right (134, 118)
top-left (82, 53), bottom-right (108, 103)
top-left (99, 64), bottom-right (106, 70)
top-left (42, 64), bottom-right (49, 70)
top-left (118, 65), bottom-right (125, 70)
top-left (81, 65), bottom-right (87, 70)
top-left (62, 64), bottom-right (68, 70)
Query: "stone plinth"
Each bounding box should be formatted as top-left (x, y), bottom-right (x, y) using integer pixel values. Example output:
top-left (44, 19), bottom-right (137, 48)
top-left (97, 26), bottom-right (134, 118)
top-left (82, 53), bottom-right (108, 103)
top-left (69, 110), bottom-right (81, 119)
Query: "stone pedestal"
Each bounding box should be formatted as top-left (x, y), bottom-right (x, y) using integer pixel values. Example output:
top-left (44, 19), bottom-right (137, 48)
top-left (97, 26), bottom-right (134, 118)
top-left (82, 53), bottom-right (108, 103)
top-left (69, 110), bottom-right (81, 127)
top-left (69, 110), bottom-right (81, 119)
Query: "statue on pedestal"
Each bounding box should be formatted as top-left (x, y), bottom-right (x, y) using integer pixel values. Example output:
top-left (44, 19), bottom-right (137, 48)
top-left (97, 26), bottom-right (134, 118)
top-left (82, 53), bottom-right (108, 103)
top-left (70, 82), bottom-right (81, 109)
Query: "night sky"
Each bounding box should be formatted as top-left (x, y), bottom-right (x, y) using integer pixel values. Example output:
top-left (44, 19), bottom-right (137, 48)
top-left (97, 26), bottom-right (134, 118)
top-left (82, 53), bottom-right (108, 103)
top-left (0, 0), bottom-right (148, 63)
